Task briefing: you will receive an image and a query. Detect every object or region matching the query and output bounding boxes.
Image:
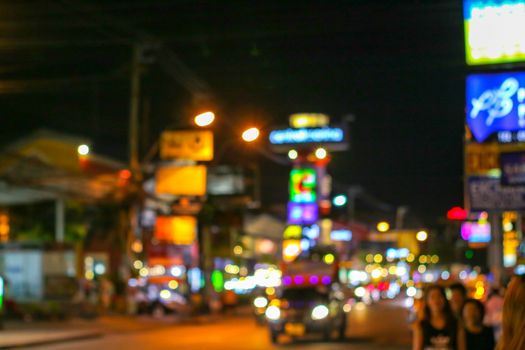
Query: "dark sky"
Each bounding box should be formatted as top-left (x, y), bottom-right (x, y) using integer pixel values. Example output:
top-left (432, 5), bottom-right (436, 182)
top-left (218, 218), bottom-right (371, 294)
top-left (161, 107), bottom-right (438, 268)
top-left (0, 1), bottom-right (467, 224)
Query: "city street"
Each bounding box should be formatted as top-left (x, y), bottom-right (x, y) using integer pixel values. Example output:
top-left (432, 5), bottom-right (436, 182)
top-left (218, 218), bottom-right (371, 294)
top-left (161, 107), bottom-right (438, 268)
top-left (26, 300), bottom-right (411, 350)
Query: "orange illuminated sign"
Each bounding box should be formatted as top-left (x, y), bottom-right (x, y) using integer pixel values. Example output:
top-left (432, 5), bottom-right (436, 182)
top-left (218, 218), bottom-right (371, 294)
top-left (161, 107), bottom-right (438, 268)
top-left (155, 216), bottom-right (197, 245)
top-left (282, 239), bottom-right (301, 262)
top-left (160, 130), bottom-right (213, 161)
top-left (156, 165), bottom-right (207, 196)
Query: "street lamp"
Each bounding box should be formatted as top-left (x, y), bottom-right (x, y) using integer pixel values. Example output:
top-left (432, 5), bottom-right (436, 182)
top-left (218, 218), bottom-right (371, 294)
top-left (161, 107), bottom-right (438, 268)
top-left (77, 144), bottom-right (90, 156)
top-left (194, 111), bottom-right (215, 127)
top-left (241, 127), bottom-right (260, 142)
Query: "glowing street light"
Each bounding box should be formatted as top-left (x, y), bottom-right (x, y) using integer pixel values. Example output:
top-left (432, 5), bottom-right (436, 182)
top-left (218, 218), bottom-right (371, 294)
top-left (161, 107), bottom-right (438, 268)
top-left (77, 144), bottom-right (90, 156)
top-left (242, 127), bottom-right (260, 142)
top-left (416, 230), bottom-right (428, 242)
top-left (314, 147), bottom-right (327, 159)
top-left (377, 221), bottom-right (390, 232)
top-left (288, 149), bottom-right (298, 160)
top-left (194, 111), bottom-right (215, 127)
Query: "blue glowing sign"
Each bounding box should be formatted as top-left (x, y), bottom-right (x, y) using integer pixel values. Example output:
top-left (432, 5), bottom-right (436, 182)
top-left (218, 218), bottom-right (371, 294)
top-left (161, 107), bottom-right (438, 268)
top-left (330, 230), bottom-right (352, 241)
top-left (467, 72), bottom-right (525, 142)
top-left (269, 127), bottom-right (344, 145)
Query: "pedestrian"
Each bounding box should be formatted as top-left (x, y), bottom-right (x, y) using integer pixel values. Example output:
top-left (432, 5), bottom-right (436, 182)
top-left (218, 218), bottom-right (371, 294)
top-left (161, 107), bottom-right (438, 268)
top-left (449, 283), bottom-right (467, 320)
top-left (484, 288), bottom-right (504, 341)
top-left (461, 299), bottom-right (495, 350)
top-left (413, 285), bottom-right (466, 350)
top-left (496, 275), bottom-right (525, 350)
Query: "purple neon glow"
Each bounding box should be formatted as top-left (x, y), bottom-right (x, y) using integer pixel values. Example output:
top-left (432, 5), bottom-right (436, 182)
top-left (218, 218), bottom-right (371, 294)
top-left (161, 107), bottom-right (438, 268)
top-left (461, 222), bottom-right (491, 242)
top-left (294, 275), bottom-right (305, 285)
top-left (321, 276), bottom-right (331, 285)
top-left (287, 202), bottom-right (318, 225)
top-left (309, 275), bottom-right (319, 284)
top-left (283, 276), bottom-right (292, 285)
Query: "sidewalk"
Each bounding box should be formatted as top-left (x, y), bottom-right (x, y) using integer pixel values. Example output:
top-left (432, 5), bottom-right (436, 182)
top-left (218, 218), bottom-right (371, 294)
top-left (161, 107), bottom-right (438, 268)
top-left (0, 329), bottom-right (103, 349)
top-left (0, 304), bottom-right (252, 349)
top-left (0, 313), bottom-right (209, 349)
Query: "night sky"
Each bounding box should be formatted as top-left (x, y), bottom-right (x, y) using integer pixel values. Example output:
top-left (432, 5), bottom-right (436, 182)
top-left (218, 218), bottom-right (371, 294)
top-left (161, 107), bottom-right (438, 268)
top-left (0, 1), bottom-right (468, 224)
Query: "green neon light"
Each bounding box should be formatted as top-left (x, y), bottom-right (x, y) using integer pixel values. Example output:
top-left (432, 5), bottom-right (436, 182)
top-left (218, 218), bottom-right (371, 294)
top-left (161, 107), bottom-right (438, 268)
top-left (289, 168), bottom-right (317, 203)
top-left (211, 270), bottom-right (224, 293)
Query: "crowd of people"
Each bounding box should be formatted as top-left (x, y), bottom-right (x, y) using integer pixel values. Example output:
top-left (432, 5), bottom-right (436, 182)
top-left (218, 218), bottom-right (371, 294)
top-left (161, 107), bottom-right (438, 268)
top-left (412, 274), bottom-right (525, 350)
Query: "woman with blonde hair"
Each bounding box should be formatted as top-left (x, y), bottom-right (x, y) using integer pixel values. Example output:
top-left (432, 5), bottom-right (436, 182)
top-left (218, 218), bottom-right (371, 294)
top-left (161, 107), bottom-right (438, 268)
top-left (497, 275), bottom-right (525, 350)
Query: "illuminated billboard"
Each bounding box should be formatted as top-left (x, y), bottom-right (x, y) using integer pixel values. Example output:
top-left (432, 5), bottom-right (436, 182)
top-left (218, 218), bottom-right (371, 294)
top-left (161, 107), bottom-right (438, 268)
top-left (464, 0), bottom-right (525, 65)
top-left (289, 168), bottom-right (316, 203)
top-left (289, 114), bottom-right (329, 128)
top-left (155, 165), bottom-right (207, 196)
top-left (287, 203), bottom-right (318, 225)
top-left (269, 126), bottom-right (348, 152)
top-left (466, 72), bottom-right (525, 142)
top-left (160, 130), bottom-right (214, 161)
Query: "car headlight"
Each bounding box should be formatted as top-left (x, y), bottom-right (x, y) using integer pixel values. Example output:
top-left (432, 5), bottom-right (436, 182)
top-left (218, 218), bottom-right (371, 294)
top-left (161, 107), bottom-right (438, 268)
top-left (254, 296), bottom-right (268, 308)
top-left (311, 304), bottom-right (329, 320)
top-left (265, 305), bottom-right (281, 320)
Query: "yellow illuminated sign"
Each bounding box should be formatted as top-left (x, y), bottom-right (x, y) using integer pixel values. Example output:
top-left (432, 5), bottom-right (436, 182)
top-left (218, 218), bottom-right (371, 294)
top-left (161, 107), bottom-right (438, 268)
top-left (160, 130), bottom-right (214, 161)
top-left (283, 225), bottom-right (302, 240)
top-left (465, 142), bottom-right (525, 176)
top-left (289, 114), bottom-right (330, 129)
top-left (156, 165), bottom-right (207, 196)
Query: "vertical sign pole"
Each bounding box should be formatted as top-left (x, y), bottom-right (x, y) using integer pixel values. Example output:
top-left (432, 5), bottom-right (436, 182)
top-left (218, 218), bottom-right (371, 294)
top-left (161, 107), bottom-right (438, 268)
top-left (490, 212), bottom-right (503, 287)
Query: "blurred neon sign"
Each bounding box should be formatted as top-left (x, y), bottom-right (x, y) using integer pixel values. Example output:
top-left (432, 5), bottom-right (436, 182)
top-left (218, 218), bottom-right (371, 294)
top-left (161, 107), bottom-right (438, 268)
top-left (290, 168), bottom-right (317, 203)
top-left (289, 114), bottom-right (330, 128)
top-left (466, 72), bottom-right (525, 142)
top-left (287, 203), bottom-right (318, 225)
top-left (330, 229), bottom-right (352, 241)
top-left (464, 0), bottom-right (525, 65)
top-left (461, 222), bottom-right (491, 243)
top-left (269, 127), bottom-right (344, 145)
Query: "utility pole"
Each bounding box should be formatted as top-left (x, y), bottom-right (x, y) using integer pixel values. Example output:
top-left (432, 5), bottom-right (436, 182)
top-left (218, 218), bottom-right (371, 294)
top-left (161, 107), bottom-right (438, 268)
top-left (129, 43), bottom-right (142, 180)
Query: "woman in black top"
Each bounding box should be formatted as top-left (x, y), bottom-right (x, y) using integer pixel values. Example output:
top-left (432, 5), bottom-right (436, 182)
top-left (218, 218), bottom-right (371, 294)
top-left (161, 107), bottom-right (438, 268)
top-left (413, 285), bottom-right (466, 350)
top-left (462, 299), bottom-right (495, 350)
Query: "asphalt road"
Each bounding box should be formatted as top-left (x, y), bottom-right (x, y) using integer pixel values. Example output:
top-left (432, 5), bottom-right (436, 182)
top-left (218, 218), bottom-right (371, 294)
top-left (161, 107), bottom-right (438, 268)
top-left (27, 299), bottom-right (412, 350)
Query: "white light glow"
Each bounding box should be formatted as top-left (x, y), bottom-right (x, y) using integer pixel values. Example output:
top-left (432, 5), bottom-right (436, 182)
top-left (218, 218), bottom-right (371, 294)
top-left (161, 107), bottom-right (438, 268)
top-left (242, 127), bottom-right (260, 142)
top-left (288, 149), bottom-right (298, 160)
top-left (265, 305), bottom-right (281, 320)
top-left (406, 286), bottom-right (417, 298)
top-left (194, 112), bottom-right (215, 127)
top-left (170, 266), bottom-right (184, 277)
top-left (160, 289), bottom-right (171, 299)
top-left (355, 286), bottom-right (366, 298)
top-left (315, 147), bottom-right (327, 159)
top-left (254, 296), bottom-right (268, 308)
top-left (77, 144), bottom-right (90, 156)
top-left (311, 304), bottom-right (329, 320)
